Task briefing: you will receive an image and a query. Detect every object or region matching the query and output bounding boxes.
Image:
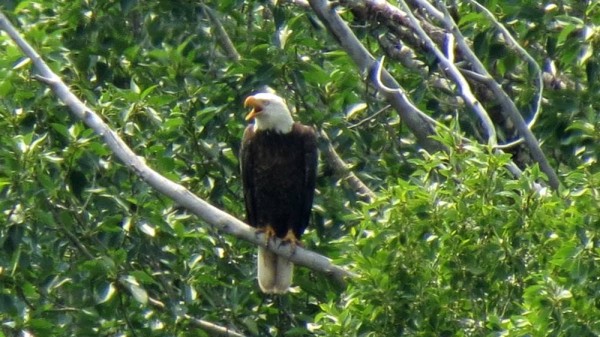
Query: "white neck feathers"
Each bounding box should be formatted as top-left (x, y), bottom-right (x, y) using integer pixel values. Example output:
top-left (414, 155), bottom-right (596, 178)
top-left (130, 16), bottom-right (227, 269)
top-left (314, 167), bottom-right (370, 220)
top-left (253, 98), bottom-right (294, 133)
top-left (254, 113), bottom-right (294, 133)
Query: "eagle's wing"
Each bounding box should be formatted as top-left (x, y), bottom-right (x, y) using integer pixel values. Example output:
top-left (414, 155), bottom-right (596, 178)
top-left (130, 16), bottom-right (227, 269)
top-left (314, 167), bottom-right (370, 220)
top-left (240, 125), bottom-right (257, 227)
top-left (298, 124), bottom-right (318, 236)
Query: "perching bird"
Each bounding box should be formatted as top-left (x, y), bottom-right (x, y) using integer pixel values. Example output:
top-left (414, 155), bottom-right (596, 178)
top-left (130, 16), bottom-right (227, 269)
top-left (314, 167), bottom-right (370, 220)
top-left (240, 92), bottom-right (318, 294)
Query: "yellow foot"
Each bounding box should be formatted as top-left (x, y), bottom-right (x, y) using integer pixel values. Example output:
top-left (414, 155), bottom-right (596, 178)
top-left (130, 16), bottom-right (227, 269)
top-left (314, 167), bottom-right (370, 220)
top-left (279, 229), bottom-right (303, 254)
top-left (256, 225), bottom-right (277, 246)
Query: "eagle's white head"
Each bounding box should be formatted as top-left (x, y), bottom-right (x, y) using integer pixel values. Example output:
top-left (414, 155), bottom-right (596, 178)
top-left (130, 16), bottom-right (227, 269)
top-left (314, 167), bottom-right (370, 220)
top-left (244, 93), bottom-right (294, 133)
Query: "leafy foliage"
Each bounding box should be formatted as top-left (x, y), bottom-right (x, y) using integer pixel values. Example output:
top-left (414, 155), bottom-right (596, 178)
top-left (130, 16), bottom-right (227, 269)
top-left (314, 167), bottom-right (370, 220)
top-left (316, 136), bottom-right (600, 336)
top-left (1, 0), bottom-right (600, 336)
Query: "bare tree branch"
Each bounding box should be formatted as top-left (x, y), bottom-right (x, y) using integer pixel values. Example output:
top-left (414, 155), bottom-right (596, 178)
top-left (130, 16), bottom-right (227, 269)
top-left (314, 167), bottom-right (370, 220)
top-left (458, 0), bottom-right (544, 152)
top-left (465, 0), bottom-right (544, 130)
top-left (423, 0), bottom-right (560, 189)
top-left (330, 0), bottom-right (560, 190)
top-left (372, 57), bottom-right (528, 183)
top-left (377, 34), bottom-right (427, 74)
top-left (341, 0), bottom-right (545, 134)
top-left (307, 1), bottom-right (534, 192)
top-left (347, 104), bottom-right (392, 128)
top-left (342, 0), bottom-right (445, 58)
top-left (319, 130), bottom-right (376, 203)
top-left (398, 0), bottom-right (498, 146)
top-left (372, 58), bottom-right (443, 127)
top-left (200, 3), bottom-right (241, 61)
top-left (308, 0), bottom-right (445, 153)
top-left (0, 11), bottom-right (354, 286)
top-left (309, 0), bottom-right (521, 184)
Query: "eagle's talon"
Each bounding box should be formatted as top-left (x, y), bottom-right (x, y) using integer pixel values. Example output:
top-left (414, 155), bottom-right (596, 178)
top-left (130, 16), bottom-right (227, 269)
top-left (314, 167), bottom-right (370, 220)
top-left (256, 225), bottom-right (277, 246)
top-left (280, 229), bottom-right (302, 253)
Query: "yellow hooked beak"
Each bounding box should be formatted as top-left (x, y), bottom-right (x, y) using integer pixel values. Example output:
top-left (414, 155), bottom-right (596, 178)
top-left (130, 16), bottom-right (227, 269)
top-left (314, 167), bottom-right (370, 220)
top-left (244, 96), bottom-right (264, 121)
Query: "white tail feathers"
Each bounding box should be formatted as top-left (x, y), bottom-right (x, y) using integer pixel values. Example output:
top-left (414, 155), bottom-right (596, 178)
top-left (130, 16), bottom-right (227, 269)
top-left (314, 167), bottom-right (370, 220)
top-left (257, 246), bottom-right (294, 294)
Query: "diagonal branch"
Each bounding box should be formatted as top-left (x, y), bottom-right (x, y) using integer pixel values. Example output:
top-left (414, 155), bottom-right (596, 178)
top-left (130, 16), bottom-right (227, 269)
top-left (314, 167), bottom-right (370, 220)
top-left (308, 0), bottom-right (445, 154)
top-left (420, 0), bottom-right (560, 189)
top-left (464, 0), bottom-right (544, 131)
top-left (200, 3), bottom-right (241, 61)
top-left (308, 1), bottom-right (531, 189)
top-left (319, 129), bottom-right (376, 203)
top-left (0, 11), bottom-right (354, 285)
top-left (144, 291), bottom-right (248, 336)
top-left (461, 0), bottom-right (544, 153)
top-left (398, 0), bottom-right (498, 146)
top-left (373, 58), bottom-right (527, 182)
top-left (327, 0), bottom-right (559, 190)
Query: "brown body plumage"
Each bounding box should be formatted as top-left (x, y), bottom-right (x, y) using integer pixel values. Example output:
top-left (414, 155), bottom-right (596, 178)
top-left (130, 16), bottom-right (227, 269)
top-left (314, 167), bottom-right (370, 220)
top-left (240, 93), bottom-right (318, 293)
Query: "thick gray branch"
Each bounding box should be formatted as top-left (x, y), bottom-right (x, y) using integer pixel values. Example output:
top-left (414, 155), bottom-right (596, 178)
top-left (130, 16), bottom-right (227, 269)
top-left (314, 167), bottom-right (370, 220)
top-left (457, 0), bottom-right (560, 189)
top-left (0, 12), bottom-right (354, 285)
top-left (332, 0), bottom-right (559, 190)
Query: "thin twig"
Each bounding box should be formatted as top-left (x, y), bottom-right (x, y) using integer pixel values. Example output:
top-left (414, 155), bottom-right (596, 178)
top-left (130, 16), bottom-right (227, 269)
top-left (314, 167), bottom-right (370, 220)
top-left (347, 104), bottom-right (392, 128)
top-left (185, 315), bottom-right (247, 337)
top-left (146, 292), bottom-right (247, 337)
top-left (398, 0), bottom-right (498, 146)
top-left (494, 139), bottom-right (524, 150)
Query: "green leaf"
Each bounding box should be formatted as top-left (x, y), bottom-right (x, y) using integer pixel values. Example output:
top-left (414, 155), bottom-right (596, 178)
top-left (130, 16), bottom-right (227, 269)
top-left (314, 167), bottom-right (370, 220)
top-left (557, 22), bottom-right (580, 46)
top-left (120, 276), bottom-right (148, 305)
top-left (140, 84), bottom-right (158, 100)
top-left (96, 282), bottom-right (117, 304)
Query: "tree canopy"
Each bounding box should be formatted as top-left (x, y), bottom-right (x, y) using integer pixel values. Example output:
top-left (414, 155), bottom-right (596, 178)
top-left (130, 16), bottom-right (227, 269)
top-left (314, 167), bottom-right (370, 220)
top-left (1, 0), bottom-right (600, 336)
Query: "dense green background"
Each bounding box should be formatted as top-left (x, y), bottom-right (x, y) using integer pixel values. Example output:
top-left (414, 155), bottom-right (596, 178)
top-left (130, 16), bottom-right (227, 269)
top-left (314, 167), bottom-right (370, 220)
top-left (1, 0), bottom-right (600, 336)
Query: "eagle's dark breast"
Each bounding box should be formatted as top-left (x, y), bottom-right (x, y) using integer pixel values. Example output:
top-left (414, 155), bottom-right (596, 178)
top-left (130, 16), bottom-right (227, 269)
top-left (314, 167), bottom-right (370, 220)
top-left (241, 123), bottom-right (318, 240)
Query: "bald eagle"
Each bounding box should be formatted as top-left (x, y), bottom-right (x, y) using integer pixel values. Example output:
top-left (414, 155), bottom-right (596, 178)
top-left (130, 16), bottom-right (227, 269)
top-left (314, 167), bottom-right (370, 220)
top-left (240, 92), bottom-right (318, 294)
